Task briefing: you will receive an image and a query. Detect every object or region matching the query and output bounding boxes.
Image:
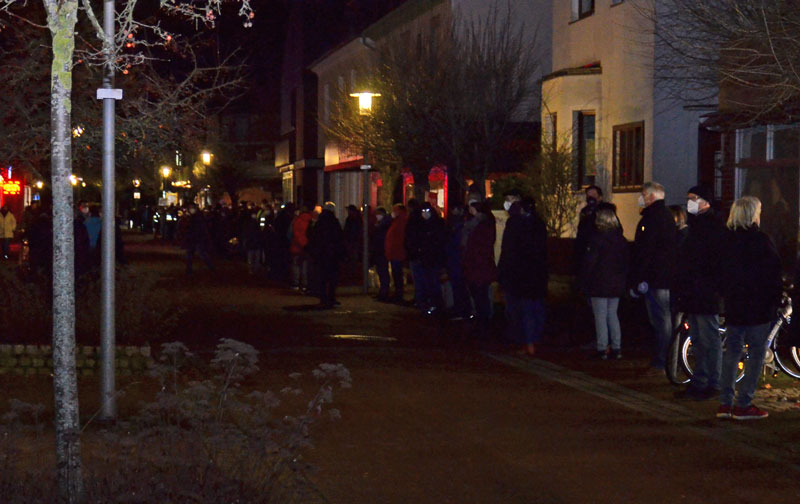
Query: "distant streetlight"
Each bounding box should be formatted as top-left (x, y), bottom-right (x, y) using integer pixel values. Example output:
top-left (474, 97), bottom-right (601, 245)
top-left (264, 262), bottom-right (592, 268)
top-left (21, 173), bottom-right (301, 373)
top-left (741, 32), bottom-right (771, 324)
top-left (160, 166), bottom-right (172, 179)
top-left (349, 91), bottom-right (379, 294)
top-left (70, 174), bottom-right (79, 186)
top-left (35, 181), bottom-right (44, 189)
top-left (72, 125), bottom-right (85, 138)
top-left (201, 150), bottom-right (213, 165)
top-left (132, 178), bottom-right (141, 188)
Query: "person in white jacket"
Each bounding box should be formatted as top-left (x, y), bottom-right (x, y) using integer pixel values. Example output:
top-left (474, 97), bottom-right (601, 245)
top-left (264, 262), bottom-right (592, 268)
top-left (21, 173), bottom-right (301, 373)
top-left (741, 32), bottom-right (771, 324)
top-left (0, 206), bottom-right (16, 259)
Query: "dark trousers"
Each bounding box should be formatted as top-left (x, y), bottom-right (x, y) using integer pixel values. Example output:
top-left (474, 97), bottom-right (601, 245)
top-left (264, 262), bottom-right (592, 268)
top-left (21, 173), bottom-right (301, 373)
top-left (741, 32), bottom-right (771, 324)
top-left (375, 255), bottom-right (390, 298)
top-left (1, 238), bottom-right (9, 258)
top-left (446, 264), bottom-right (470, 315)
top-left (186, 246), bottom-right (213, 275)
top-left (468, 282), bottom-right (493, 328)
top-left (390, 260), bottom-right (405, 300)
top-left (319, 262), bottom-right (339, 307)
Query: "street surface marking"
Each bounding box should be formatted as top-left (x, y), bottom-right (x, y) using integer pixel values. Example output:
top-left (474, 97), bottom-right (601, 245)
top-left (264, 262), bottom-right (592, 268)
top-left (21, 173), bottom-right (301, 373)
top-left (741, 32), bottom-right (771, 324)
top-left (326, 334), bottom-right (398, 342)
top-left (486, 352), bottom-right (800, 472)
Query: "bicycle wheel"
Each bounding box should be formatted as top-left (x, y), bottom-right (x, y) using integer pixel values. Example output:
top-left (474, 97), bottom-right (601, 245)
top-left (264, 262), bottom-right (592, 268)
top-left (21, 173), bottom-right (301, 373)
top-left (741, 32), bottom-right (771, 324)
top-left (682, 333), bottom-right (745, 383)
top-left (666, 321), bottom-right (691, 385)
top-left (773, 326), bottom-right (800, 379)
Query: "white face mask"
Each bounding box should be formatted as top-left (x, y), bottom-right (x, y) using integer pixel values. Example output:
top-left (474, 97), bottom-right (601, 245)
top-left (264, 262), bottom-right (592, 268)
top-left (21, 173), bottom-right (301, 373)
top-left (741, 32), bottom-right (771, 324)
top-left (637, 194), bottom-right (646, 208)
top-left (503, 201), bottom-right (512, 212)
top-left (686, 199), bottom-right (700, 215)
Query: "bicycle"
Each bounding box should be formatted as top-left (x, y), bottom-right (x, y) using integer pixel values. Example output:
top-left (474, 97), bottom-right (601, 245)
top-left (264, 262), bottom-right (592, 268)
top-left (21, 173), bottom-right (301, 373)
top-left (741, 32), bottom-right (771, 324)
top-left (666, 292), bottom-right (800, 385)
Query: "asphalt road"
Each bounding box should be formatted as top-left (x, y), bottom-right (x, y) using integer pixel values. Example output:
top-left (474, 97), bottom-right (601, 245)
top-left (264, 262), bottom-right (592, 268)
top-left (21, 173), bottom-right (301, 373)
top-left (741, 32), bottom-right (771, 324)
top-left (130, 235), bottom-right (800, 503)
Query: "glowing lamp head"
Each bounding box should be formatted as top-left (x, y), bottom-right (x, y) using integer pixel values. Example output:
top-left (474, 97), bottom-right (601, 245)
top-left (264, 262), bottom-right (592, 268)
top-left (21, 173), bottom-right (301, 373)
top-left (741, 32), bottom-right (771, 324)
top-left (132, 178), bottom-right (141, 188)
top-left (35, 181), bottom-right (44, 189)
top-left (160, 166), bottom-right (172, 179)
top-left (70, 175), bottom-right (78, 186)
top-left (201, 151), bottom-right (213, 165)
top-left (350, 92), bottom-right (380, 115)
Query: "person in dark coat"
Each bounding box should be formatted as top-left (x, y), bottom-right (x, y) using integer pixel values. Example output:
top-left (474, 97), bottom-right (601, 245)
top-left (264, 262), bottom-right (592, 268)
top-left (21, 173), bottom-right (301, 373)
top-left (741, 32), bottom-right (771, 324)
top-left (573, 185), bottom-right (604, 274)
top-left (498, 198), bottom-right (547, 356)
top-left (580, 203), bottom-right (628, 359)
top-left (414, 202), bottom-right (447, 314)
top-left (385, 204), bottom-right (408, 302)
top-left (404, 199), bottom-right (425, 307)
top-left (444, 204), bottom-right (470, 318)
top-left (343, 204), bottom-right (362, 261)
top-left (629, 182), bottom-right (677, 372)
top-left (371, 207), bottom-right (392, 301)
top-left (674, 186), bottom-right (725, 400)
top-left (182, 204), bottom-right (214, 275)
top-left (716, 196), bottom-right (782, 420)
top-left (243, 210), bottom-right (265, 274)
top-left (462, 201), bottom-right (497, 334)
top-left (271, 202), bottom-right (294, 281)
top-left (308, 202), bottom-right (345, 308)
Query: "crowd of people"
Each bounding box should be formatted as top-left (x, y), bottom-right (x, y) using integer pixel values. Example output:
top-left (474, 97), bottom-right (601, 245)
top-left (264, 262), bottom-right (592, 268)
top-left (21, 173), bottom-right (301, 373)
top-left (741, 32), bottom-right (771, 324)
top-left (9, 178), bottom-right (784, 421)
top-left (575, 182), bottom-right (783, 421)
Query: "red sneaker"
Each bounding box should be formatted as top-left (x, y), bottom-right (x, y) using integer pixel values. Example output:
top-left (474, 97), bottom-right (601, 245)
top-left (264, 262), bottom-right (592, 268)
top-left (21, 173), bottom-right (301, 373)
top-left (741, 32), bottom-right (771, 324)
top-left (732, 405), bottom-right (769, 421)
top-left (716, 405), bottom-right (732, 419)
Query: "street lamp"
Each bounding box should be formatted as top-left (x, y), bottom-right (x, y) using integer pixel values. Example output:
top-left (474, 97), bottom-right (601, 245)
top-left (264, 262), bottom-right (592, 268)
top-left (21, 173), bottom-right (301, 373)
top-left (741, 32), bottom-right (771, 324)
top-left (132, 178), bottom-right (141, 188)
top-left (350, 91), bottom-right (380, 115)
top-left (201, 150), bottom-right (213, 165)
top-left (349, 91), bottom-right (380, 294)
top-left (160, 165), bottom-right (172, 179)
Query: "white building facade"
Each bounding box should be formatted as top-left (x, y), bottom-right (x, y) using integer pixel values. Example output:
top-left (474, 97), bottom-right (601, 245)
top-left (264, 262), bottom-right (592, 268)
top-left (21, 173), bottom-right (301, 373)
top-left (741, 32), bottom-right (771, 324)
top-left (542, 0), bottom-right (712, 238)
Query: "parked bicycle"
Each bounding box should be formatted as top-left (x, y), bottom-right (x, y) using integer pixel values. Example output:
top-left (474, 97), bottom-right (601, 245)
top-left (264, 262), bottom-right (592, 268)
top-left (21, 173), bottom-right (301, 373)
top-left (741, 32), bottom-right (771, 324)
top-left (666, 290), bottom-right (800, 385)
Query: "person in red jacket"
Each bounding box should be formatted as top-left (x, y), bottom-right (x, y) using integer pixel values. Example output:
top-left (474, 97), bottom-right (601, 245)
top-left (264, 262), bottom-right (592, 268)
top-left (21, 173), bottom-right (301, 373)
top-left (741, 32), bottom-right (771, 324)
top-left (462, 201), bottom-right (498, 335)
top-left (384, 203), bottom-right (408, 302)
top-left (289, 206), bottom-right (313, 291)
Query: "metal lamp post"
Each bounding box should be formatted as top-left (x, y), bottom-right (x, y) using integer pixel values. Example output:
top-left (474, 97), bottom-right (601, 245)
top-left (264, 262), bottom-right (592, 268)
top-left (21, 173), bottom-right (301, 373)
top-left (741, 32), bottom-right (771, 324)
top-left (350, 91), bottom-right (380, 294)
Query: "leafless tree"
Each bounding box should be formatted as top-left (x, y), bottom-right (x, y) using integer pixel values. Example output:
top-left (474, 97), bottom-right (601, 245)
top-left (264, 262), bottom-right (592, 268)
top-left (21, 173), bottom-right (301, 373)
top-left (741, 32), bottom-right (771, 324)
top-left (0, 1), bottom-right (254, 501)
top-left (325, 0), bottom-right (540, 204)
top-left (643, 0), bottom-right (800, 124)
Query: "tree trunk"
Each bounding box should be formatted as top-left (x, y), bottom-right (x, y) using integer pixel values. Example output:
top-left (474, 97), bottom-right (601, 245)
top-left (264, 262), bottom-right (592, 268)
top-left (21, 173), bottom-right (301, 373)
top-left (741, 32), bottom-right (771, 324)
top-left (48, 2), bottom-right (84, 502)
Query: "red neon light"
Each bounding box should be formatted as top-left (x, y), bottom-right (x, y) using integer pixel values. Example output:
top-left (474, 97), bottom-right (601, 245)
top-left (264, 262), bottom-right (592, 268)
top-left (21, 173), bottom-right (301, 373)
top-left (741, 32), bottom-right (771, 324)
top-left (2, 180), bottom-right (21, 195)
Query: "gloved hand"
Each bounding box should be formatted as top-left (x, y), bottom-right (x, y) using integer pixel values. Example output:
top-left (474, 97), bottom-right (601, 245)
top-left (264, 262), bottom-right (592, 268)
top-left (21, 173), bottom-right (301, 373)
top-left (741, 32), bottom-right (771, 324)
top-left (629, 288), bottom-right (639, 299)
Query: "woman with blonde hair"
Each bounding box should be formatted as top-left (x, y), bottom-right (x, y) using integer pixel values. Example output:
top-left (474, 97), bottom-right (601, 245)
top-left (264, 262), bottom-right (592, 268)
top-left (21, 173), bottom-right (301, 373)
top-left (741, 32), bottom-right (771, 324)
top-left (580, 202), bottom-right (628, 359)
top-left (717, 196), bottom-right (782, 420)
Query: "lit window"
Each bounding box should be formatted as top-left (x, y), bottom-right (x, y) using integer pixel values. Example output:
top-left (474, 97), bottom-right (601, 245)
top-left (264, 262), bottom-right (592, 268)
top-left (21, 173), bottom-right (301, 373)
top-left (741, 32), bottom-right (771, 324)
top-left (613, 122), bottom-right (645, 190)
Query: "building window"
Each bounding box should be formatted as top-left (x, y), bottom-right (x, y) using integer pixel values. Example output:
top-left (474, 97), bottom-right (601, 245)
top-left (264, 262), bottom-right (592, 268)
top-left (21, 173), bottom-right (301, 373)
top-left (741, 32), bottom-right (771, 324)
top-left (612, 121), bottom-right (645, 190)
top-left (573, 111), bottom-right (596, 187)
top-left (338, 75), bottom-right (345, 92)
top-left (323, 84), bottom-right (330, 124)
top-left (571, 0), bottom-right (594, 20)
top-left (545, 113), bottom-right (557, 149)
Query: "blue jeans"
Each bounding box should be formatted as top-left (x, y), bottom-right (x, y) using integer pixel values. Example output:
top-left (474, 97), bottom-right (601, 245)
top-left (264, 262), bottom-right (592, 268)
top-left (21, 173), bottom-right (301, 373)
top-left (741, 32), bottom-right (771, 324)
top-left (409, 260), bottom-right (425, 305)
top-left (721, 323), bottom-right (770, 408)
top-left (590, 297), bottom-right (621, 352)
top-left (644, 289), bottom-right (672, 369)
top-left (505, 292), bottom-right (545, 345)
top-left (688, 314), bottom-right (721, 390)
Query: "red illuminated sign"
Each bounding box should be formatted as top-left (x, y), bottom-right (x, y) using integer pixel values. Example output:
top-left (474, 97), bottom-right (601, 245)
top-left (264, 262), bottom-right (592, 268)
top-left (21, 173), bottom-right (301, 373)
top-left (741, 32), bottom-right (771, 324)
top-left (2, 180), bottom-right (21, 195)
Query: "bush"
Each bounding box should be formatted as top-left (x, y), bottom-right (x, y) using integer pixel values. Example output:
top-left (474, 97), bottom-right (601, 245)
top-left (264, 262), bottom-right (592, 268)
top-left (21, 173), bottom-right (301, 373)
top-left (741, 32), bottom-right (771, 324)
top-left (0, 267), bottom-right (182, 345)
top-left (490, 139), bottom-right (581, 237)
top-left (0, 339), bottom-right (351, 503)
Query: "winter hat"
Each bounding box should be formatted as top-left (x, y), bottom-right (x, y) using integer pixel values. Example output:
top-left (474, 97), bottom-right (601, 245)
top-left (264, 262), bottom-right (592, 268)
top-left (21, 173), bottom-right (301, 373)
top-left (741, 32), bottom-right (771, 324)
top-left (688, 185), bottom-right (713, 203)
